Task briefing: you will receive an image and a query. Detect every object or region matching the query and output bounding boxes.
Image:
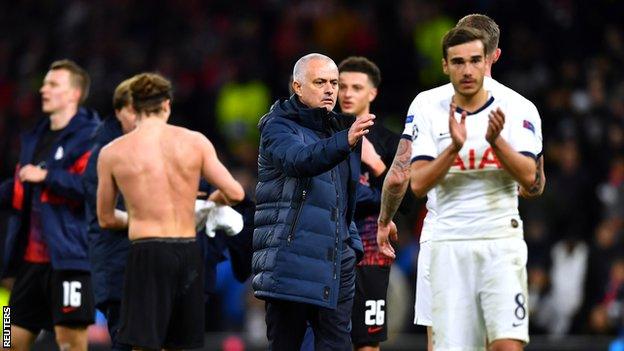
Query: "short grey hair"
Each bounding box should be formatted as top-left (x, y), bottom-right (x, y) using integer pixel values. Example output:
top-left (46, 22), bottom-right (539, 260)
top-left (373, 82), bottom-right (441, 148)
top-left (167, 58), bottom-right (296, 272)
top-left (292, 53), bottom-right (336, 83)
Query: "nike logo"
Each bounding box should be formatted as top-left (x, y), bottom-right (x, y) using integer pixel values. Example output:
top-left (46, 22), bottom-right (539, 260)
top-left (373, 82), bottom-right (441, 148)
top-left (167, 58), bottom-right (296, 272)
top-left (439, 132), bottom-right (450, 137)
top-left (512, 322), bottom-right (523, 327)
top-left (61, 306), bottom-right (77, 314)
top-left (368, 326), bottom-right (383, 334)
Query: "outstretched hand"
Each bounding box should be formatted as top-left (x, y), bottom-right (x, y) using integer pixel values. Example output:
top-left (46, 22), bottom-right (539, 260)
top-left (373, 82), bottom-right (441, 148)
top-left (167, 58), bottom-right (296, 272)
top-left (449, 103), bottom-right (467, 152)
top-left (377, 220), bottom-right (398, 259)
top-left (348, 114), bottom-right (375, 147)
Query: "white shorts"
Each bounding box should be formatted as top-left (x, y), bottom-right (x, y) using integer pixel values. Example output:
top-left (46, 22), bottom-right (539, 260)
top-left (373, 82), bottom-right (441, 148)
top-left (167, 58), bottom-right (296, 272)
top-left (414, 240), bottom-right (432, 326)
top-left (431, 237), bottom-right (529, 350)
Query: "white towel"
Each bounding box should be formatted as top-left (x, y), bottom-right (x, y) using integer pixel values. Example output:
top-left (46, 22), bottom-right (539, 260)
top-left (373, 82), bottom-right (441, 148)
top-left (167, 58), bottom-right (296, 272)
top-left (194, 199), bottom-right (244, 238)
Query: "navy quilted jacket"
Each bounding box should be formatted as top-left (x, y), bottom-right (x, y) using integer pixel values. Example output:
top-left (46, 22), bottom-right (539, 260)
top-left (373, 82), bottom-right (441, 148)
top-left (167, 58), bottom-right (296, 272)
top-left (0, 108), bottom-right (100, 276)
top-left (252, 95), bottom-right (363, 309)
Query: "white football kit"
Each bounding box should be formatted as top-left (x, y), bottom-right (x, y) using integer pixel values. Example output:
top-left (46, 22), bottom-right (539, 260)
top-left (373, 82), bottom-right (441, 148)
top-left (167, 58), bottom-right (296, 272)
top-left (406, 77), bottom-right (542, 347)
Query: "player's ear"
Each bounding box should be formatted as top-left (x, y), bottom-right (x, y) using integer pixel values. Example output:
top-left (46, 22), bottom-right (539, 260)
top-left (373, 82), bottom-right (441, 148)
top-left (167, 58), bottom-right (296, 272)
top-left (71, 87), bottom-right (82, 104)
top-left (368, 87), bottom-right (378, 103)
top-left (442, 58), bottom-right (449, 75)
top-left (162, 99), bottom-right (171, 115)
top-left (492, 48), bottom-right (501, 64)
top-left (292, 80), bottom-right (302, 97)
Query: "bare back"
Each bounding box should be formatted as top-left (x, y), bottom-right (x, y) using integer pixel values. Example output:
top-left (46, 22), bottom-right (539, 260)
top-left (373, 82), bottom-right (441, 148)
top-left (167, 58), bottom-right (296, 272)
top-left (106, 122), bottom-right (203, 240)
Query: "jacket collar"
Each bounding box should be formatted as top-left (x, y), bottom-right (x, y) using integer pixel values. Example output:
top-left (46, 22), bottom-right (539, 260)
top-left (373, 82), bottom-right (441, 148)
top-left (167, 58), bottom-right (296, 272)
top-left (260, 95), bottom-right (354, 133)
top-left (28, 107), bottom-right (100, 140)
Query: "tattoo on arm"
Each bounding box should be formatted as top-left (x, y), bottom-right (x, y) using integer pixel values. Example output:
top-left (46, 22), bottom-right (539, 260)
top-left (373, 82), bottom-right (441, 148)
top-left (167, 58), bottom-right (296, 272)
top-left (379, 139), bottom-right (412, 224)
top-left (527, 157), bottom-right (544, 194)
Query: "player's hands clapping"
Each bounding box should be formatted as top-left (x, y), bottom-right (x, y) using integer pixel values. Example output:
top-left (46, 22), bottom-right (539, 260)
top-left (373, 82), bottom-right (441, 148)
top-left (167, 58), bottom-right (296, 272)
top-left (348, 114), bottom-right (375, 147)
top-left (486, 107), bottom-right (505, 144)
top-left (449, 103), bottom-right (467, 152)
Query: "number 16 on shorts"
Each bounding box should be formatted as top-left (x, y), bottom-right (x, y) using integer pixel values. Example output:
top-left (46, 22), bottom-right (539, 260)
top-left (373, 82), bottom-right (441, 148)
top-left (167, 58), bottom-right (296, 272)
top-left (62, 281), bottom-right (82, 313)
top-left (365, 300), bottom-right (385, 326)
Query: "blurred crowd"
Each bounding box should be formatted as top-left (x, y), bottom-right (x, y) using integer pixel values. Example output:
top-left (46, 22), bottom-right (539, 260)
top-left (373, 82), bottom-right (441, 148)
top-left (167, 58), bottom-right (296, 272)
top-left (1, 0), bottom-right (624, 343)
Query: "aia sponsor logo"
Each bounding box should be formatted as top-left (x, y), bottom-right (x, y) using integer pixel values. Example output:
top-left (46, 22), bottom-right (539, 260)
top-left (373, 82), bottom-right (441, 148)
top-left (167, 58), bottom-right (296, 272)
top-left (452, 147), bottom-right (501, 170)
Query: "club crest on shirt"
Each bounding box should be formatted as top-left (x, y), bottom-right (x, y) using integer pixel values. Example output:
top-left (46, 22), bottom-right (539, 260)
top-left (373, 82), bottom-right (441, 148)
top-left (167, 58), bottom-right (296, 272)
top-left (54, 146), bottom-right (64, 160)
top-left (412, 124), bottom-right (419, 141)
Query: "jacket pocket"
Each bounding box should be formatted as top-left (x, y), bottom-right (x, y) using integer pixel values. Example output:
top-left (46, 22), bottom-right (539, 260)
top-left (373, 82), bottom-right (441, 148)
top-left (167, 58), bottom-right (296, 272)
top-left (287, 178), bottom-right (310, 245)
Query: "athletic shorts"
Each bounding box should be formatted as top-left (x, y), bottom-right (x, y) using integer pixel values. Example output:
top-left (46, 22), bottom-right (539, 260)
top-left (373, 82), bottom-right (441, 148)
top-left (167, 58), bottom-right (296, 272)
top-left (431, 237), bottom-right (529, 350)
top-left (117, 237), bottom-right (204, 350)
top-left (414, 240), bottom-right (432, 326)
top-left (9, 263), bottom-right (95, 333)
top-left (351, 265), bottom-right (390, 345)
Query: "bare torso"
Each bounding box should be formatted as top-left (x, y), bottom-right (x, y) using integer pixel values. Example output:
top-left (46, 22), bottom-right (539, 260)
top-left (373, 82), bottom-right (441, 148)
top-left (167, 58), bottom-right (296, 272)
top-left (105, 120), bottom-right (203, 240)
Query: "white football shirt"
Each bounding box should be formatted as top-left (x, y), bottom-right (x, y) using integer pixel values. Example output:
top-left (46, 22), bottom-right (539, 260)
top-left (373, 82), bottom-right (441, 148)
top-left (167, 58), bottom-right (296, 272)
top-left (405, 77), bottom-right (542, 241)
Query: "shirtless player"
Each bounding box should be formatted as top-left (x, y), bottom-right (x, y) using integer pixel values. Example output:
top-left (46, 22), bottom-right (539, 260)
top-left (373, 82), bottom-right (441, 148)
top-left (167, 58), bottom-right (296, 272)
top-left (96, 72), bottom-right (244, 350)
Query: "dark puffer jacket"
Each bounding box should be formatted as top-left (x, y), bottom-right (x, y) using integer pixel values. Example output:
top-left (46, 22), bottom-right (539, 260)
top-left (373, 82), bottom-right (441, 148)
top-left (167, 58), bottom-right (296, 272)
top-left (0, 108), bottom-right (100, 276)
top-left (253, 95), bottom-right (363, 309)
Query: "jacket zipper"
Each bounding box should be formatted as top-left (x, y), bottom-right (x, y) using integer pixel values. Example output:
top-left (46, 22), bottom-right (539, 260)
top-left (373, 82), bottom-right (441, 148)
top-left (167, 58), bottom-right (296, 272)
top-left (333, 170), bottom-right (339, 279)
top-left (287, 189), bottom-right (307, 244)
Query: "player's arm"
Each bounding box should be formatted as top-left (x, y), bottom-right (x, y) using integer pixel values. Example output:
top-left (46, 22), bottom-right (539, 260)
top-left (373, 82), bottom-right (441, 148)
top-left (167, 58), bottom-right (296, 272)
top-left (96, 147), bottom-right (128, 230)
top-left (198, 133), bottom-right (245, 206)
top-left (42, 135), bottom-right (94, 200)
top-left (378, 138), bottom-right (411, 225)
top-left (519, 155), bottom-right (545, 198)
top-left (486, 107), bottom-right (537, 190)
top-left (376, 137), bottom-right (411, 259)
top-left (361, 136), bottom-right (386, 177)
top-left (410, 104), bottom-right (467, 198)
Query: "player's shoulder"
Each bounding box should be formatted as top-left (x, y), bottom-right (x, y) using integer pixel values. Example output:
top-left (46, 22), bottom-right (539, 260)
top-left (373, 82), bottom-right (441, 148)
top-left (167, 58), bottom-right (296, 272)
top-left (488, 78), bottom-right (539, 113)
top-left (98, 136), bottom-right (125, 164)
top-left (414, 83), bottom-right (454, 104)
top-left (408, 83), bottom-right (453, 116)
top-left (100, 131), bottom-right (131, 155)
top-left (168, 125), bottom-right (205, 140)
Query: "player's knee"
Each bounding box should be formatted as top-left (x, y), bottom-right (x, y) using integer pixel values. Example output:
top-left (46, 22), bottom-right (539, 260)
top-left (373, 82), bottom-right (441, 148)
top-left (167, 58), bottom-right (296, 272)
top-left (55, 326), bottom-right (88, 351)
top-left (488, 338), bottom-right (524, 351)
top-left (10, 325), bottom-right (37, 351)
